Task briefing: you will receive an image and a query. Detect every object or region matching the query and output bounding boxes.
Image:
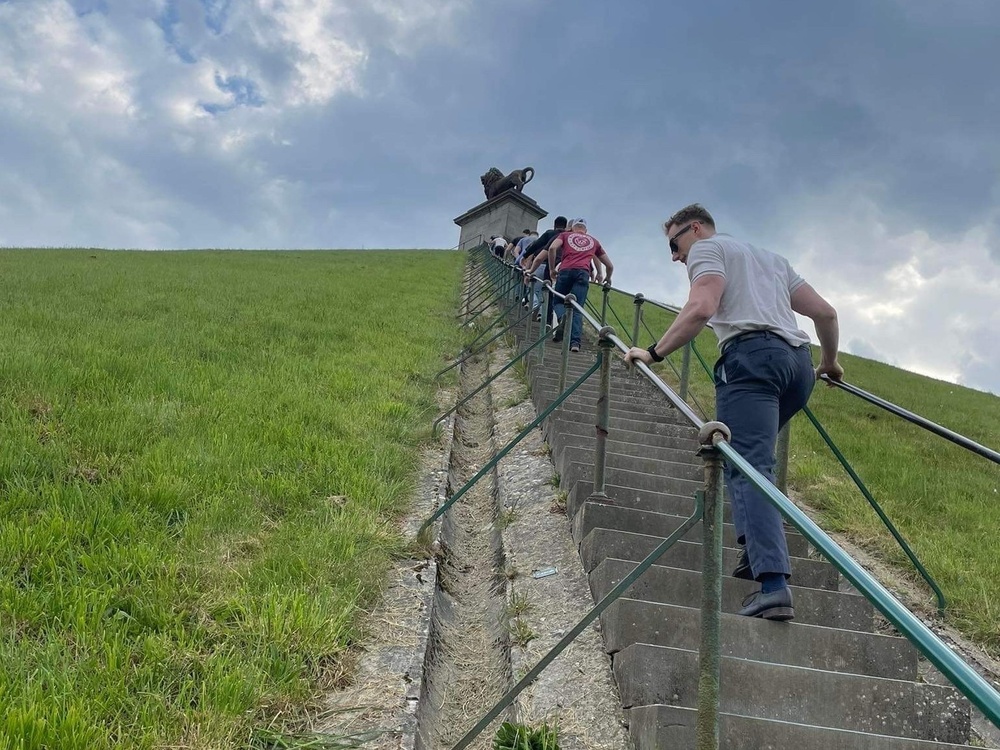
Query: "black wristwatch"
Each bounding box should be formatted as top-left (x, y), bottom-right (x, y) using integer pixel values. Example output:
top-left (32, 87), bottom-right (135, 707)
top-left (646, 345), bottom-right (664, 363)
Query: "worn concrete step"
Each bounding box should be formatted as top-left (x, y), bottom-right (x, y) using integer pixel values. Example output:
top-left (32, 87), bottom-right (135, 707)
top-left (531, 369), bottom-right (686, 400)
top-left (591, 557), bottom-right (872, 632)
top-left (562, 460), bottom-right (703, 497)
top-left (601, 598), bottom-right (914, 679)
top-left (531, 378), bottom-right (691, 416)
top-left (551, 407), bottom-right (699, 438)
top-left (555, 447), bottom-right (703, 484)
top-left (553, 433), bottom-right (701, 470)
top-left (614, 644), bottom-right (970, 743)
top-left (547, 417), bottom-right (699, 451)
top-left (572, 500), bottom-right (810, 558)
top-left (580, 527), bottom-right (840, 591)
top-left (547, 431), bottom-right (700, 474)
top-left (568, 481), bottom-right (731, 522)
top-left (627, 705), bottom-right (991, 750)
top-left (531, 367), bottom-right (667, 395)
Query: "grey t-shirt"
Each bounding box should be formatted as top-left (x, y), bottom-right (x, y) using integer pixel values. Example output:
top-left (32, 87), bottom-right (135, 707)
top-left (686, 233), bottom-right (810, 349)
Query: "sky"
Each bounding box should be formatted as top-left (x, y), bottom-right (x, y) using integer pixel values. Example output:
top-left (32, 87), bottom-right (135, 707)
top-left (1, 0), bottom-right (999, 395)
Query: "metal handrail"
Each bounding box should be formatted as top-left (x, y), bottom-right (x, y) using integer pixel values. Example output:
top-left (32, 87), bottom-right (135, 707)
top-left (821, 376), bottom-right (1000, 465)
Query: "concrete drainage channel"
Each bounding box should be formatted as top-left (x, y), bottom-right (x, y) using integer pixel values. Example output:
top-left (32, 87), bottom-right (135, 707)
top-left (414, 348), bottom-right (512, 750)
top-left (413, 325), bottom-right (631, 750)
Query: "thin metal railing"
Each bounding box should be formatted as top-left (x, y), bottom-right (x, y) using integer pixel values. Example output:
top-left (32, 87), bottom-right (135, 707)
top-left (821, 376), bottom-right (1000, 465)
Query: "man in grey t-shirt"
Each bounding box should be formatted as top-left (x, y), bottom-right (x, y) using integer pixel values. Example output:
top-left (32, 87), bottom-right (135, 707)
top-left (625, 203), bottom-right (843, 621)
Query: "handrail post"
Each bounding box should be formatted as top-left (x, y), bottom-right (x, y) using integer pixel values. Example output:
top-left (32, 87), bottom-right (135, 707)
top-left (539, 286), bottom-right (549, 367)
top-left (524, 287), bottom-right (535, 369)
top-left (631, 293), bottom-right (645, 347)
top-left (558, 294), bottom-right (576, 394)
top-left (680, 342), bottom-right (692, 400)
top-left (775, 423), bottom-right (791, 493)
top-left (601, 283), bottom-right (611, 325)
top-left (590, 327), bottom-right (616, 500)
top-left (696, 420), bottom-right (731, 750)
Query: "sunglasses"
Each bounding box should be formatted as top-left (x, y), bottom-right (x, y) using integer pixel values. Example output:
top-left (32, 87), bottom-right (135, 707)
top-left (668, 223), bottom-right (695, 254)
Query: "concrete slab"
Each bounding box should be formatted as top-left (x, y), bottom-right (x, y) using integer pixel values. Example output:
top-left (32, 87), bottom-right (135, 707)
top-left (614, 644), bottom-right (970, 744)
top-left (590, 557), bottom-right (872, 632)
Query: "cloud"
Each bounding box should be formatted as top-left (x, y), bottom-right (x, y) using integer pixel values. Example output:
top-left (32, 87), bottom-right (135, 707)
top-left (0, 0), bottom-right (998, 395)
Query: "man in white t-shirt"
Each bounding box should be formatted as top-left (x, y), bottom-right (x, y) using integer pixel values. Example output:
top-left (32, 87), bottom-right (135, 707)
top-left (624, 203), bottom-right (843, 622)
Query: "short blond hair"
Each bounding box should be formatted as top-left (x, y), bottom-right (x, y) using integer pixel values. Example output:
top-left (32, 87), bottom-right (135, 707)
top-left (663, 203), bottom-right (716, 233)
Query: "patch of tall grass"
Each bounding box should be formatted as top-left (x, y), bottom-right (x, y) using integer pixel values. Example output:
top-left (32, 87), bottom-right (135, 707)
top-left (0, 249), bottom-right (464, 748)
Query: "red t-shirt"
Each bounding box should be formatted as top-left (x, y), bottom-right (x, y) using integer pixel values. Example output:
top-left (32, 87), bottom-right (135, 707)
top-left (555, 231), bottom-right (606, 271)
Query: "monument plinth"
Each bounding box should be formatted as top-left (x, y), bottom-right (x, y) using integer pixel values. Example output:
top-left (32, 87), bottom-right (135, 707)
top-left (454, 189), bottom-right (547, 251)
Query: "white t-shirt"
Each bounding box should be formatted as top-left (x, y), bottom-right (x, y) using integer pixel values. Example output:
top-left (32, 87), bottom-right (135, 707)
top-left (686, 233), bottom-right (810, 349)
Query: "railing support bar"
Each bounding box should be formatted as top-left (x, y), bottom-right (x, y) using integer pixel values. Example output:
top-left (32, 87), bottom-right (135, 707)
top-left (696, 421), bottom-right (730, 750)
top-left (631, 293), bottom-right (645, 347)
top-left (679, 341), bottom-right (692, 401)
top-left (590, 327), bottom-right (616, 499)
top-left (802, 406), bottom-right (947, 614)
top-left (557, 294), bottom-right (576, 394)
top-left (421, 355), bottom-right (601, 536)
top-left (431, 319), bottom-right (546, 437)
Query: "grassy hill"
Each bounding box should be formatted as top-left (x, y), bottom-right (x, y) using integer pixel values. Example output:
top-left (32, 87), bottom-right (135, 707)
top-left (0, 249), bottom-right (464, 749)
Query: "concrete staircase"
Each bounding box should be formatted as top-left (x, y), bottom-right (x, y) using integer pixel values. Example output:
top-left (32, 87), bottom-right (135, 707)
top-left (516, 323), bottom-right (995, 749)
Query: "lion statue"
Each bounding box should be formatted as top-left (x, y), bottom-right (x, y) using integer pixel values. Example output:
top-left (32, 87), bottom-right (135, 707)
top-left (480, 166), bottom-right (535, 200)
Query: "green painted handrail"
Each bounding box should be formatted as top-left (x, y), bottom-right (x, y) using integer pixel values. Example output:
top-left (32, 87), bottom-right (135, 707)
top-left (713, 436), bottom-right (1000, 727)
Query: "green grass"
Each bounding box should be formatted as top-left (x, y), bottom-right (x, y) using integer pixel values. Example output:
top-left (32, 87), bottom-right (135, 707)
top-left (0, 249), bottom-right (464, 749)
top-left (598, 286), bottom-right (1000, 653)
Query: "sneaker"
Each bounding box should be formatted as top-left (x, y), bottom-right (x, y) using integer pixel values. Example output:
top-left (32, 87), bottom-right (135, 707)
top-left (552, 331), bottom-right (563, 343)
top-left (570, 343), bottom-right (580, 353)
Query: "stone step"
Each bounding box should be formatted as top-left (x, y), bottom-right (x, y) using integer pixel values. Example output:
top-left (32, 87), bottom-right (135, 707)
top-left (601, 598), bottom-right (914, 679)
top-left (554, 447), bottom-right (703, 484)
top-left (627, 705), bottom-right (991, 750)
top-left (547, 417), bottom-right (699, 450)
top-left (568, 481), bottom-right (731, 522)
top-left (614, 644), bottom-right (970, 743)
top-left (531, 381), bottom-right (683, 412)
top-left (580, 527), bottom-right (840, 591)
top-left (551, 406), bottom-right (699, 438)
top-left (531, 377), bottom-right (691, 415)
top-left (561, 460), bottom-right (703, 497)
top-left (553, 433), bottom-right (702, 471)
top-left (590, 558), bottom-right (872, 632)
top-left (572, 500), bottom-right (810, 558)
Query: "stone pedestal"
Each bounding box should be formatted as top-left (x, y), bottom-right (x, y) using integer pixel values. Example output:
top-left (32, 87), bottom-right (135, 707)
top-left (454, 190), bottom-right (547, 251)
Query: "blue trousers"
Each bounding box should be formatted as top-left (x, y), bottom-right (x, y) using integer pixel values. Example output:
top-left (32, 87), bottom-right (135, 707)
top-left (553, 269), bottom-right (590, 346)
top-left (713, 332), bottom-right (815, 580)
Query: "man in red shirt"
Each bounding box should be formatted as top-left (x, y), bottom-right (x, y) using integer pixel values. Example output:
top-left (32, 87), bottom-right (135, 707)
top-left (547, 219), bottom-right (613, 352)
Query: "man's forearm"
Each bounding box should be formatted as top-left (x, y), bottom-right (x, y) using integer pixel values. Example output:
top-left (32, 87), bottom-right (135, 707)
top-left (814, 316), bottom-right (840, 365)
top-left (651, 304), bottom-right (712, 358)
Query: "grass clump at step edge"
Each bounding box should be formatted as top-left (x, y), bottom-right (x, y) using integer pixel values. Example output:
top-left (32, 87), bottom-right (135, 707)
top-left (605, 285), bottom-right (1000, 655)
top-left (0, 249), bottom-right (465, 749)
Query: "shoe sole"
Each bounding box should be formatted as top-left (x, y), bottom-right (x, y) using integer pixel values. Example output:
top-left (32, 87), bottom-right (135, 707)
top-left (753, 606), bottom-right (795, 621)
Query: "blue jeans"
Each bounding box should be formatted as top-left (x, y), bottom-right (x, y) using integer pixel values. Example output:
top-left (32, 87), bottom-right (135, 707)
top-left (713, 332), bottom-right (815, 580)
top-left (531, 263), bottom-right (547, 311)
top-left (553, 269), bottom-right (590, 345)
